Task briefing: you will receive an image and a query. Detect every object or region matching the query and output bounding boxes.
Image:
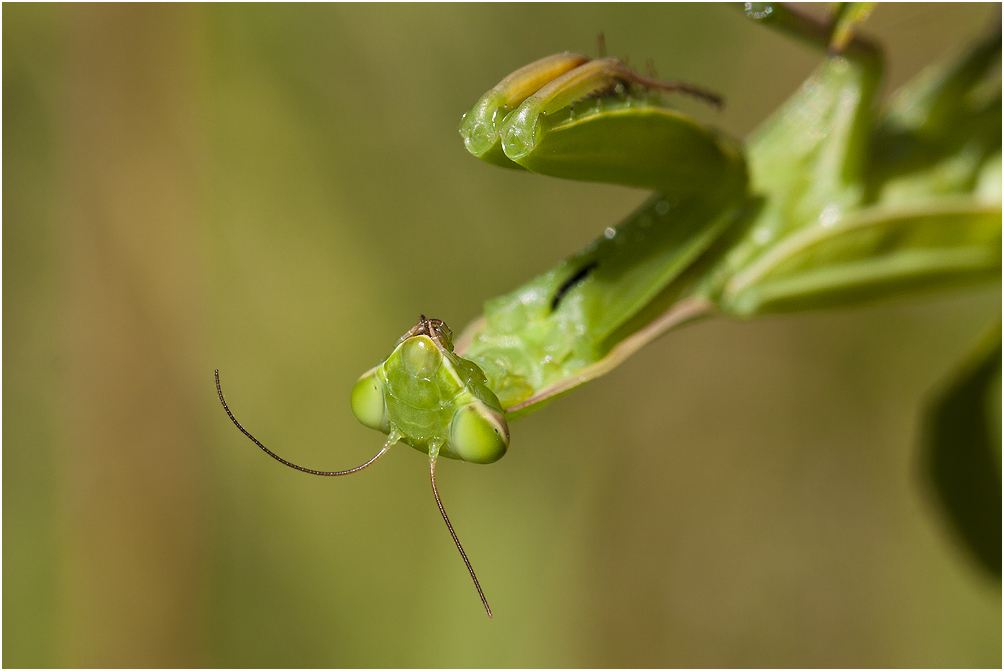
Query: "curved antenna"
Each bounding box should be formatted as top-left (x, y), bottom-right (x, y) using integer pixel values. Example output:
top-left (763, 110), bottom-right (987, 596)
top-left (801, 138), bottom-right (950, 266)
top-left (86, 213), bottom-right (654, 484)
top-left (429, 454), bottom-right (492, 618)
top-left (216, 369), bottom-right (391, 476)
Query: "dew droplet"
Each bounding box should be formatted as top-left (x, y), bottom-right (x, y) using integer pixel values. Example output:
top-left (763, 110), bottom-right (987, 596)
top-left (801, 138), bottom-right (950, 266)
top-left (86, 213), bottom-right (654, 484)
top-left (655, 200), bottom-right (670, 216)
top-left (744, 2), bottom-right (773, 19)
top-left (819, 205), bottom-right (840, 228)
top-left (604, 227), bottom-right (617, 239)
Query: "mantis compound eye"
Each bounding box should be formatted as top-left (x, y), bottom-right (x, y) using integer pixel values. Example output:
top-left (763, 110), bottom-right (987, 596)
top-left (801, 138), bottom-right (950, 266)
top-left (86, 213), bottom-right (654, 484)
top-left (449, 401), bottom-right (509, 464)
top-left (350, 367), bottom-right (389, 432)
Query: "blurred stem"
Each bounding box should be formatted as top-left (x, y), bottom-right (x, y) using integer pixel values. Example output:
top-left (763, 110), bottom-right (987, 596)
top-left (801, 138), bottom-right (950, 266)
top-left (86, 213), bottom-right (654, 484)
top-left (739, 2), bottom-right (882, 66)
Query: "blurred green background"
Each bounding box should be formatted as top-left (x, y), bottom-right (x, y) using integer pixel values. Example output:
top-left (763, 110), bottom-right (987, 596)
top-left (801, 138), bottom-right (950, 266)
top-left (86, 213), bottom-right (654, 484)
top-left (4, 3), bottom-right (1001, 667)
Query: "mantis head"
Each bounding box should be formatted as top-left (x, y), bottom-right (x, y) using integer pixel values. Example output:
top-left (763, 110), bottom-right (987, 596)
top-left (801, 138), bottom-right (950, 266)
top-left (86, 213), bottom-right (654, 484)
top-left (217, 315), bottom-right (506, 617)
top-left (351, 315), bottom-right (509, 464)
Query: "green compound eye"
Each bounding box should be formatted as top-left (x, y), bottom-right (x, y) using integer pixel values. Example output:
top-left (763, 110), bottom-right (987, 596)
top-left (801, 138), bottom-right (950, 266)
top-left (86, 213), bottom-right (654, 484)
top-left (350, 367), bottom-right (389, 432)
top-left (449, 402), bottom-right (509, 464)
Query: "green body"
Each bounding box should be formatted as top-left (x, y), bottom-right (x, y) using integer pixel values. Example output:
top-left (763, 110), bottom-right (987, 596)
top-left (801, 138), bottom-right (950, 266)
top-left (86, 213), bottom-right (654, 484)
top-left (459, 190), bottom-right (748, 416)
top-left (352, 318), bottom-right (508, 463)
top-left (354, 14), bottom-right (1000, 456)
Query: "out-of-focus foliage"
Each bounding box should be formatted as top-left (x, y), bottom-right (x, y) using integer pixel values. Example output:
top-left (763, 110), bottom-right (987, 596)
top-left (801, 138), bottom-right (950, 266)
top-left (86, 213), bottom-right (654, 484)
top-left (4, 4), bottom-right (1000, 667)
top-left (923, 323), bottom-right (1002, 576)
top-left (831, 3), bottom-right (878, 53)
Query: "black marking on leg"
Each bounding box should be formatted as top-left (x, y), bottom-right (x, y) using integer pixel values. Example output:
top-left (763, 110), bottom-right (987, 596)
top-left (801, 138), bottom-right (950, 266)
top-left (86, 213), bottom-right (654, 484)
top-left (551, 261), bottom-right (599, 312)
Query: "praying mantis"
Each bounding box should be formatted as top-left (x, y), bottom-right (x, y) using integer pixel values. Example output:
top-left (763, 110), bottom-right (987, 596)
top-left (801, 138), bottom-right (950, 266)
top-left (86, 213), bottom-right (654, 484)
top-left (218, 5), bottom-right (1002, 616)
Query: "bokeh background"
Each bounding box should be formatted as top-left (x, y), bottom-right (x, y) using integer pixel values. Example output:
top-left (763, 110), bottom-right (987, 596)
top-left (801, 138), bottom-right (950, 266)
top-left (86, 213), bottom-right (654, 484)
top-left (4, 3), bottom-right (1001, 667)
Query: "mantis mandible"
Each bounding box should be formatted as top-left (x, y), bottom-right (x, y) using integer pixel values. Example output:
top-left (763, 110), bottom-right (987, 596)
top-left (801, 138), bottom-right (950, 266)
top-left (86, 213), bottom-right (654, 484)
top-left (218, 7), bottom-right (1001, 617)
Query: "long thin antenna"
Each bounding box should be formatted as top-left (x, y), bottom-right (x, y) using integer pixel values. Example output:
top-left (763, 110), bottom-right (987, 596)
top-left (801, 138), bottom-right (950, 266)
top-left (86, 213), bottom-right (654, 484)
top-left (216, 369), bottom-right (391, 475)
top-left (430, 455), bottom-right (492, 618)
